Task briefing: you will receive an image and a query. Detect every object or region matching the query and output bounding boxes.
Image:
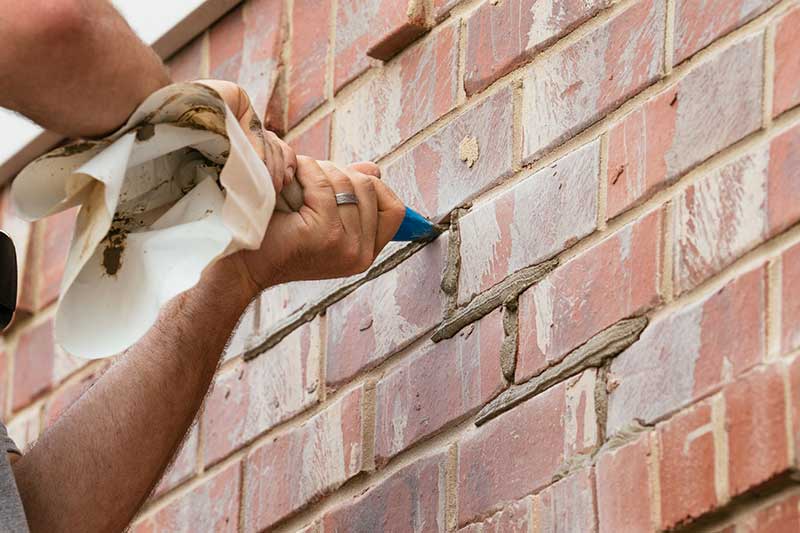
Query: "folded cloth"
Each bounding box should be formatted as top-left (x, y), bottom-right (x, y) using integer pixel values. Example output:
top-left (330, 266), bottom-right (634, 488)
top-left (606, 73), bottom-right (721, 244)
top-left (12, 82), bottom-right (278, 359)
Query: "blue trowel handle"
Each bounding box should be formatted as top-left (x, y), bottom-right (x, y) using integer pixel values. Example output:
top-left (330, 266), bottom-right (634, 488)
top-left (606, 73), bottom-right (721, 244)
top-left (392, 206), bottom-right (439, 242)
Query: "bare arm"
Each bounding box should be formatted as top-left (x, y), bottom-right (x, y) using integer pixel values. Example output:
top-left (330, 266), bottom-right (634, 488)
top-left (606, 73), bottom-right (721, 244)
top-left (12, 259), bottom-right (251, 533)
top-left (0, 0), bottom-right (171, 138)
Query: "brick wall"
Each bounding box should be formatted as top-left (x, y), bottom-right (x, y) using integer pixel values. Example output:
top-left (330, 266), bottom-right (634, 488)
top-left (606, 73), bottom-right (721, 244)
top-left (2, 0), bottom-right (800, 531)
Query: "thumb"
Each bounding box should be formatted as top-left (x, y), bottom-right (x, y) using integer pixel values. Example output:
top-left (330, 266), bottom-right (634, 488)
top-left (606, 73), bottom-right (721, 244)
top-left (347, 161), bottom-right (381, 179)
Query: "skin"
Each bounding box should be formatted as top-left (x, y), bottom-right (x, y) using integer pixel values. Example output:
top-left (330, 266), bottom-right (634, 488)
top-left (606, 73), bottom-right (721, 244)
top-left (0, 1), bottom-right (407, 532)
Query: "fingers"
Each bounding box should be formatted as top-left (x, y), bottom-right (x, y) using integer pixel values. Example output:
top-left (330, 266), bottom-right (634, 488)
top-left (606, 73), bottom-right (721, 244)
top-left (318, 161), bottom-right (360, 237)
top-left (347, 161), bottom-right (381, 179)
top-left (294, 156), bottom-right (338, 217)
top-left (372, 178), bottom-right (406, 254)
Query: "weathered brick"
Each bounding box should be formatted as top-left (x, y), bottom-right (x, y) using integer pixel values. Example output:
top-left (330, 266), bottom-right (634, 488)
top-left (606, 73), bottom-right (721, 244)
top-left (289, 0), bottom-right (331, 127)
top-left (522, 0), bottom-right (664, 162)
top-left (167, 33), bottom-right (206, 82)
top-left (726, 365), bottom-right (790, 497)
top-left (154, 424), bottom-right (199, 497)
top-left (335, 0), bottom-right (427, 91)
top-left (433, 0), bottom-right (462, 21)
top-left (383, 87), bottom-right (514, 222)
top-left (326, 236), bottom-right (447, 388)
top-left (730, 491), bottom-right (800, 532)
top-left (533, 468), bottom-right (597, 533)
top-left (132, 462), bottom-right (240, 533)
top-left (222, 299), bottom-right (260, 362)
top-left (458, 370), bottom-right (598, 525)
top-left (333, 26), bottom-right (459, 163)
top-left (596, 433), bottom-right (655, 533)
top-left (606, 34), bottom-right (764, 218)
top-left (673, 146), bottom-right (768, 294)
top-left (768, 124), bottom-right (800, 237)
top-left (13, 320), bottom-right (87, 411)
top-left (790, 355), bottom-right (800, 462)
top-left (783, 243), bottom-right (800, 355)
top-left (517, 209), bottom-right (661, 382)
top-left (774, 6), bottom-right (800, 116)
top-left (209, 0), bottom-right (284, 124)
top-left (464, 0), bottom-right (610, 95)
top-left (674, 0), bottom-right (777, 64)
top-left (23, 208), bottom-right (77, 312)
top-left (458, 140), bottom-right (599, 305)
top-left (289, 114), bottom-right (332, 161)
top-left (322, 451), bottom-right (447, 533)
top-left (374, 308), bottom-right (505, 465)
top-left (607, 266), bottom-right (766, 435)
top-left (656, 400), bottom-right (718, 529)
top-left (242, 387), bottom-right (364, 531)
top-left (0, 350), bottom-right (7, 419)
top-left (460, 497), bottom-right (532, 533)
top-left (203, 320), bottom-right (321, 466)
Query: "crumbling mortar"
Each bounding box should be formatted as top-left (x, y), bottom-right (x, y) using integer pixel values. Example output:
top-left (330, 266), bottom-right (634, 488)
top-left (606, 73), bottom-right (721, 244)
top-left (475, 316), bottom-right (648, 426)
top-left (594, 364), bottom-right (610, 445)
top-left (432, 258), bottom-right (558, 342)
top-left (499, 299), bottom-right (519, 382)
top-left (441, 208), bottom-right (465, 314)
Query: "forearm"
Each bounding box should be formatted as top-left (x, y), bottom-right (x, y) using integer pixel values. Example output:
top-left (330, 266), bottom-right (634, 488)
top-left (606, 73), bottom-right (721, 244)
top-left (0, 0), bottom-right (171, 138)
top-left (12, 261), bottom-right (253, 533)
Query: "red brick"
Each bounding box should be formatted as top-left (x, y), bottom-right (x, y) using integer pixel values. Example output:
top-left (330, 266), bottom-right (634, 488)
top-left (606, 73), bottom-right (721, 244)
top-left (733, 492), bottom-right (800, 532)
top-left (433, 0), bottom-right (462, 21)
top-left (334, 0), bottom-right (427, 91)
top-left (167, 33), bottom-right (206, 82)
top-left (674, 0), bottom-right (777, 64)
top-left (607, 266), bottom-right (766, 434)
top-left (333, 26), bottom-right (459, 162)
top-left (726, 365), bottom-right (790, 497)
top-left (326, 236), bottom-right (447, 388)
top-left (790, 355), bottom-right (800, 461)
top-left (374, 308), bottom-right (505, 465)
top-left (242, 387), bottom-right (364, 531)
top-left (464, 0), bottom-right (610, 95)
top-left (774, 7), bottom-right (800, 116)
top-left (132, 462), bottom-right (240, 533)
top-left (458, 140), bottom-right (599, 304)
top-left (0, 350), bottom-right (7, 419)
top-left (656, 400), bottom-right (718, 529)
top-left (533, 469), bottom-right (597, 532)
top-left (0, 189), bottom-right (33, 313)
top-left (154, 424), bottom-right (199, 497)
top-left (768, 124), bottom-right (800, 237)
top-left (606, 35), bottom-right (764, 218)
top-left (221, 299), bottom-right (260, 362)
top-left (383, 87), bottom-right (514, 222)
top-left (522, 0), bottom-right (664, 162)
top-left (460, 497), bottom-right (532, 533)
top-left (323, 451), bottom-right (447, 533)
top-left (517, 209), bottom-right (661, 382)
top-left (209, 0), bottom-right (284, 124)
top-left (784, 243), bottom-right (800, 355)
top-left (23, 208), bottom-right (77, 312)
top-left (673, 146), bottom-right (768, 294)
top-left (457, 370), bottom-right (598, 525)
top-left (289, 114), bottom-right (332, 161)
top-left (596, 433), bottom-right (655, 533)
top-left (13, 320), bottom-right (87, 411)
top-left (289, 0), bottom-right (331, 127)
top-left (203, 320), bottom-right (321, 466)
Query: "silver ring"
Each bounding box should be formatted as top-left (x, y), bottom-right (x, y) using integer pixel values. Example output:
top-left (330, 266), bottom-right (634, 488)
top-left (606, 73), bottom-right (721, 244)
top-left (335, 192), bottom-right (359, 206)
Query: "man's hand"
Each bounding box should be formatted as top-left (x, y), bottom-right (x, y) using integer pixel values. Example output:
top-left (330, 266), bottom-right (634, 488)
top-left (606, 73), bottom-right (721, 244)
top-left (223, 156), bottom-right (407, 297)
top-left (199, 80), bottom-right (297, 196)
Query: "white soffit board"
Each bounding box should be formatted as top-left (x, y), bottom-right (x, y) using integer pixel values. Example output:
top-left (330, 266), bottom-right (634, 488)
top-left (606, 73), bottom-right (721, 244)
top-left (0, 0), bottom-right (240, 185)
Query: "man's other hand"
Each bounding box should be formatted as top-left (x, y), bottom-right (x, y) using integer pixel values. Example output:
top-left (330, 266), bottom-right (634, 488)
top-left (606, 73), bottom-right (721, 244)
top-left (199, 79), bottom-right (297, 196)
